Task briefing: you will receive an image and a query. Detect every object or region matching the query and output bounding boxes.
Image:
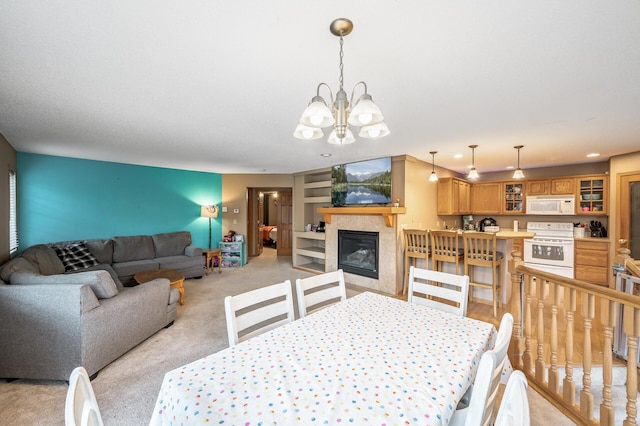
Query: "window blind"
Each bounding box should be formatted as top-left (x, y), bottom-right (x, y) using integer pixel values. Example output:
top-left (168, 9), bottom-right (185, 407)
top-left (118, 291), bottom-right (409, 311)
top-left (9, 170), bottom-right (18, 254)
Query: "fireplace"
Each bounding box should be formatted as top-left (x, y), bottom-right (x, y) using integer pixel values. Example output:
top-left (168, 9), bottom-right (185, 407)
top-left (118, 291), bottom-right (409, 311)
top-left (338, 230), bottom-right (379, 279)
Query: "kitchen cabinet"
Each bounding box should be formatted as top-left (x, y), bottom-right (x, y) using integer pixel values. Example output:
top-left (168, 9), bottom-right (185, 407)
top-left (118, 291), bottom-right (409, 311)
top-left (471, 182), bottom-right (501, 215)
top-left (574, 239), bottom-right (610, 286)
top-left (550, 178), bottom-right (575, 195)
top-left (502, 182), bottom-right (525, 214)
top-left (437, 177), bottom-right (471, 215)
top-left (526, 179), bottom-right (550, 195)
top-left (576, 175), bottom-right (608, 215)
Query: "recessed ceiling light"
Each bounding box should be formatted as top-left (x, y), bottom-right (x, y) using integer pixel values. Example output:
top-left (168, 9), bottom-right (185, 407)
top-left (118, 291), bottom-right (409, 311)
top-left (320, 153), bottom-right (332, 157)
top-left (586, 153), bottom-right (600, 158)
top-left (454, 153), bottom-right (463, 159)
top-left (506, 166), bottom-right (515, 170)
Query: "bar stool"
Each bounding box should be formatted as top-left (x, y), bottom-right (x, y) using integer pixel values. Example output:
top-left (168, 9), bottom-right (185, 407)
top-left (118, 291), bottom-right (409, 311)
top-left (430, 230), bottom-right (463, 275)
top-left (462, 232), bottom-right (503, 317)
top-left (403, 229), bottom-right (430, 296)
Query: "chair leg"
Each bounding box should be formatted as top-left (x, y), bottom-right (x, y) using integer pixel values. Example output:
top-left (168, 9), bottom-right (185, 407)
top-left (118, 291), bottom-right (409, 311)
top-left (492, 265), bottom-right (498, 317)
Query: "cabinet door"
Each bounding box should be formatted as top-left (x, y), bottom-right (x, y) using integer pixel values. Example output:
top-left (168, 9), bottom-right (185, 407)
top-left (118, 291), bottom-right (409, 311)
top-left (437, 178), bottom-right (454, 215)
top-left (550, 178), bottom-right (575, 195)
top-left (471, 183), bottom-right (501, 214)
top-left (526, 179), bottom-right (549, 195)
top-left (576, 175), bottom-right (608, 215)
top-left (502, 182), bottom-right (525, 214)
top-left (458, 180), bottom-right (471, 214)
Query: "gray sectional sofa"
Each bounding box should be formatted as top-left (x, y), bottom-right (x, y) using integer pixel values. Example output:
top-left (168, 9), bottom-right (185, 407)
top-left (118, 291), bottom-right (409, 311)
top-left (0, 231), bottom-right (204, 381)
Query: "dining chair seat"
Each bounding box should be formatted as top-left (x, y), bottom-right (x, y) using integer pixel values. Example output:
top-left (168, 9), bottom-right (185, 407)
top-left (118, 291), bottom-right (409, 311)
top-left (463, 232), bottom-right (504, 317)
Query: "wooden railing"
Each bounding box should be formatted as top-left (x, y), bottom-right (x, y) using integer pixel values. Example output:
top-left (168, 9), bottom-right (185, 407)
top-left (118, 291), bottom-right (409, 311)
top-left (508, 250), bottom-right (640, 426)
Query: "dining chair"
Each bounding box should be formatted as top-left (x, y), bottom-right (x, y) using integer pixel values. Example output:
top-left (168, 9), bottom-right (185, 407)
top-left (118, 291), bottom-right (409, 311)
top-left (402, 229), bottom-right (430, 296)
top-left (450, 350), bottom-right (499, 426)
top-left (494, 370), bottom-right (530, 426)
top-left (452, 312), bottom-right (514, 425)
top-left (430, 230), bottom-right (463, 275)
top-left (462, 231), bottom-right (504, 317)
top-left (65, 366), bottom-right (104, 426)
top-left (407, 266), bottom-right (470, 316)
top-left (224, 280), bottom-right (295, 346)
top-left (295, 269), bottom-right (347, 318)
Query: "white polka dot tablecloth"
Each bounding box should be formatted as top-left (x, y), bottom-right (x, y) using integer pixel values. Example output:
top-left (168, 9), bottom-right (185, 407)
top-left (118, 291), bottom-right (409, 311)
top-left (150, 292), bottom-right (498, 425)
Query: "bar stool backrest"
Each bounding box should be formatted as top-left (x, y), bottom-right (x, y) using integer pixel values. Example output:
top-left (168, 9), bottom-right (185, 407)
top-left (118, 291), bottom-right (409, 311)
top-left (430, 230), bottom-right (462, 274)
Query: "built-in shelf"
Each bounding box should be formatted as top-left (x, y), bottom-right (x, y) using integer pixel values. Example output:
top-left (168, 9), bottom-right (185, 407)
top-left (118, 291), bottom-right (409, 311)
top-left (316, 206), bottom-right (407, 227)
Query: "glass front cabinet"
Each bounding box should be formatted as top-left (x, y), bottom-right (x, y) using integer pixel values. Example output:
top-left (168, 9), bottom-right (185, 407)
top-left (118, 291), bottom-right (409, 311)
top-left (503, 182), bottom-right (525, 214)
top-left (577, 175), bottom-right (608, 215)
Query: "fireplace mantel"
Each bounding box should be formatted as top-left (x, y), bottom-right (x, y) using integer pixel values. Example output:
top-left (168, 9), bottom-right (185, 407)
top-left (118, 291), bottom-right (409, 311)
top-left (317, 206), bottom-right (406, 227)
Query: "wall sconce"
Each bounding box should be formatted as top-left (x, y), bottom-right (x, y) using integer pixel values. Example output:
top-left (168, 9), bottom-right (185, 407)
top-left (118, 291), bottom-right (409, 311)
top-left (201, 205), bottom-right (219, 249)
top-left (467, 144), bottom-right (479, 179)
top-left (428, 151), bottom-right (438, 182)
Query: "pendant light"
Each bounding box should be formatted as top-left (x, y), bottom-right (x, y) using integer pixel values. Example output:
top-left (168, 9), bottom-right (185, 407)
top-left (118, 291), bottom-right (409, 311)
top-left (467, 145), bottom-right (479, 179)
top-left (293, 18), bottom-right (389, 145)
top-left (513, 145), bottom-right (525, 179)
top-left (429, 151), bottom-right (438, 182)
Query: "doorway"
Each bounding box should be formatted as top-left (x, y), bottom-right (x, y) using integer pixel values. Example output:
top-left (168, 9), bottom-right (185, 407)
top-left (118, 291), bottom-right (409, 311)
top-left (617, 172), bottom-right (640, 259)
top-left (247, 187), bottom-right (292, 258)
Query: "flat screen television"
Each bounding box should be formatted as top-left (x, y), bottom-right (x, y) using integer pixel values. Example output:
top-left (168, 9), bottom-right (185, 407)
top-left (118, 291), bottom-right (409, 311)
top-left (331, 157), bottom-right (392, 206)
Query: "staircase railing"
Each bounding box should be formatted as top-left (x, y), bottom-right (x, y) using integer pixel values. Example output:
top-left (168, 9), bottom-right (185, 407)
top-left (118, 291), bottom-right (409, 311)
top-left (508, 250), bottom-right (640, 426)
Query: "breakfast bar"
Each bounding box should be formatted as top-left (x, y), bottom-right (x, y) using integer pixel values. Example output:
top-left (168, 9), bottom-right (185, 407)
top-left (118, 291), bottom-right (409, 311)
top-left (413, 230), bottom-right (535, 305)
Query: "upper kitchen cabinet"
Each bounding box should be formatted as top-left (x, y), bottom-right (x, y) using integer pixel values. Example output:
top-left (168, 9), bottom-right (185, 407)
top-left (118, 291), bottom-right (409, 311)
top-left (471, 182), bottom-right (501, 214)
top-left (526, 179), bottom-right (550, 195)
top-left (502, 182), bottom-right (525, 214)
top-left (576, 175), bottom-right (608, 215)
top-left (437, 177), bottom-right (471, 215)
top-left (550, 178), bottom-right (575, 195)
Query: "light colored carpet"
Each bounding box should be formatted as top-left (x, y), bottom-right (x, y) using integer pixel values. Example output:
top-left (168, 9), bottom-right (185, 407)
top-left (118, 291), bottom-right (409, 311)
top-left (0, 248), bottom-right (573, 425)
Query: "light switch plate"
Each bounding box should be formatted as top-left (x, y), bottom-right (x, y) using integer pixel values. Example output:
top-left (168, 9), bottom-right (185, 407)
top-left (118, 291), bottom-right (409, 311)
top-left (222, 206), bottom-right (228, 213)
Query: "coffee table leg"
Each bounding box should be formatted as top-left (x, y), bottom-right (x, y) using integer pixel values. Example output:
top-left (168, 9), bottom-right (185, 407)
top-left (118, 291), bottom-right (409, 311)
top-left (172, 280), bottom-right (185, 305)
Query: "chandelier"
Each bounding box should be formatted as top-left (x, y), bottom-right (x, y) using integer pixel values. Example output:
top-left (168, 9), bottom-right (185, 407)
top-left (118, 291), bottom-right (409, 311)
top-left (293, 18), bottom-right (389, 145)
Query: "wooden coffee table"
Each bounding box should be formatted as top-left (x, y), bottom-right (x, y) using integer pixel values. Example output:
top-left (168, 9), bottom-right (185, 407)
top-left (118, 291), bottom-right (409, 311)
top-left (134, 269), bottom-right (185, 305)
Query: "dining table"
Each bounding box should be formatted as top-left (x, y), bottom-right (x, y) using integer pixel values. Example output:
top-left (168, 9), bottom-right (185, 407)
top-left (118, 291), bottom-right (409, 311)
top-left (149, 291), bottom-right (502, 425)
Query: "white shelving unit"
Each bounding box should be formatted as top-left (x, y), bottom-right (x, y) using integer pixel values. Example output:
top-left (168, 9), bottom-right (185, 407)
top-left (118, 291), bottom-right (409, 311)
top-left (293, 168), bottom-right (331, 273)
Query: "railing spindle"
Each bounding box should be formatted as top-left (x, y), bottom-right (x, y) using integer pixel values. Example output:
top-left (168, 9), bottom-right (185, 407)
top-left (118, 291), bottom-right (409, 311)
top-left (536, 278), bottom-right (546, 383)
top-left (563, 287), bottom-right (576, 406)
top-left (580, 293), bottom-right (595, 421)
top-left (599, 299), bottom-right (617, 426)
top-left (549, 281), bottom-right (560, 393)
top-left (622, 306), bottom-right (638, 426)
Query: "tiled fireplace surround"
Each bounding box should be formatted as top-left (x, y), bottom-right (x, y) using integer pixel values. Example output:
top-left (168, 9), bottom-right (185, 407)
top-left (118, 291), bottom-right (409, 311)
top-left (325, 214), bottom-right (399, 295)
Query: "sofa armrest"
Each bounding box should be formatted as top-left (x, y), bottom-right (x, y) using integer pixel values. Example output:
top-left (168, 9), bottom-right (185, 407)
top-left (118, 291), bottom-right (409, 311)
top-left (184, 245), bottom-right (203, 257)
top-left (0, 284), bottom-right (100, 380)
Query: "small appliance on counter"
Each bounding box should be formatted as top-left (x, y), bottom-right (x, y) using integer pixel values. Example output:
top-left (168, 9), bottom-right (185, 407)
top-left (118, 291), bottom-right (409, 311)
top-left (477, 217), bottom-right (498, 232)
top-left (462, 214), bottom-right (475, 230)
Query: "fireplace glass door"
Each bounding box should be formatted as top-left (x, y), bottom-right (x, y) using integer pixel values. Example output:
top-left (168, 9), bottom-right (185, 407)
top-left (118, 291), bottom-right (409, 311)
top-left (338, 230), bottom-right (379, 279)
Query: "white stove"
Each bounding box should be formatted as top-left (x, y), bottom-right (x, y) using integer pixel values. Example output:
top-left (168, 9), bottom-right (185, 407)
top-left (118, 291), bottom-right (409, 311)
top-left (524, 222), bottom-right (574, 278)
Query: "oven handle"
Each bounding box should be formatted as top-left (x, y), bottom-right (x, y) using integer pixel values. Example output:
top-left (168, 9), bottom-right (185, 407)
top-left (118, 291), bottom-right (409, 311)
top-left (524, 239), bottom-right (574, 247)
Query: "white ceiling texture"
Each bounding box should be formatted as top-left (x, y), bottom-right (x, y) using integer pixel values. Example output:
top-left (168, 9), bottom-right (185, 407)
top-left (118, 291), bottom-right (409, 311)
top-left (1, 1), bottom-right (639, 175)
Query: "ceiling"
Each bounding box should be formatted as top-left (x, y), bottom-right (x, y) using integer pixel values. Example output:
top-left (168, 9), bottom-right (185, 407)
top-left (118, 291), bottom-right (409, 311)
top-left (1, 1), bottom-right (639, 175)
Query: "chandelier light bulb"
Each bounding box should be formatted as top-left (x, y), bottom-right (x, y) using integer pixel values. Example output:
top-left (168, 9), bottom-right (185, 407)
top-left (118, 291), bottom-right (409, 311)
top-left (302, 129), bottom-right (314, 139)
top-left (358, 113), bottom-right (373, 125)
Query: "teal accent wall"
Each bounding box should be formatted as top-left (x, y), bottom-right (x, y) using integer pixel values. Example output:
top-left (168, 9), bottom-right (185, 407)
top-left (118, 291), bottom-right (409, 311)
top-left (17, 153), bottom-right (222, 250)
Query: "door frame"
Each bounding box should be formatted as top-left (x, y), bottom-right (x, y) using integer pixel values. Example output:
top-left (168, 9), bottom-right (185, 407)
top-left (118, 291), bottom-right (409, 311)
top-left (247, 187), bottom-right (292, 257)
top-left (616, 171), bottom-right (640, 258)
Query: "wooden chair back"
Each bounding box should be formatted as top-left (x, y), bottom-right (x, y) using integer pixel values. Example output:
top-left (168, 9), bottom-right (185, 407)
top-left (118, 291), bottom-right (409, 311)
top-left (295, 270), bottom-right (347, 318)
top-left (408, 266), bottom-right (470, 316)
top-left (403, 229), bottom-right (429, 295)
top-left (430, 230), bottom-right (462, 274)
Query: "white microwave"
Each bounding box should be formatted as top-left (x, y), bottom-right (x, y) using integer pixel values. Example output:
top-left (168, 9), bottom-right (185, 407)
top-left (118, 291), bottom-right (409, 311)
top-left (526, 195), bottom-right (575, 215)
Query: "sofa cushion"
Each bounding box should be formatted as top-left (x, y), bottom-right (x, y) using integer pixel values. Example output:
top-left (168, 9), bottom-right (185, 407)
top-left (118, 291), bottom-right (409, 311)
top-left (152, 231), bottom-right (192, 258)
top-left (0, 257), bottom-right (39, 283)
top-left (155, 255), bottom-right (204, 271)
top-left (112, 259), bottom-right (159, 278)
top-left (52, 242), bottom-right (100, 272)
top-left (82, 263), bottom-right (124, 290)
top-left (84, 239), bottom-right (114, 264)
top-left (9, 270), bottom-right (119, 299)
top-left (112, 235), bottom-right (155, 263)
top-left (21, 244), bottom-right (66, 275)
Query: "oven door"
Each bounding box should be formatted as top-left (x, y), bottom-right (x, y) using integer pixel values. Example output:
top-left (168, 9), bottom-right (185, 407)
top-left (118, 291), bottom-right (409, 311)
top-left (523, 238), bottom-right (574, 269)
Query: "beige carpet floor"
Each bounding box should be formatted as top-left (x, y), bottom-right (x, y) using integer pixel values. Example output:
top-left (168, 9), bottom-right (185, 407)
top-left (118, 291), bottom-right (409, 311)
top-left (0, 248), bottom-right (573, 425)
